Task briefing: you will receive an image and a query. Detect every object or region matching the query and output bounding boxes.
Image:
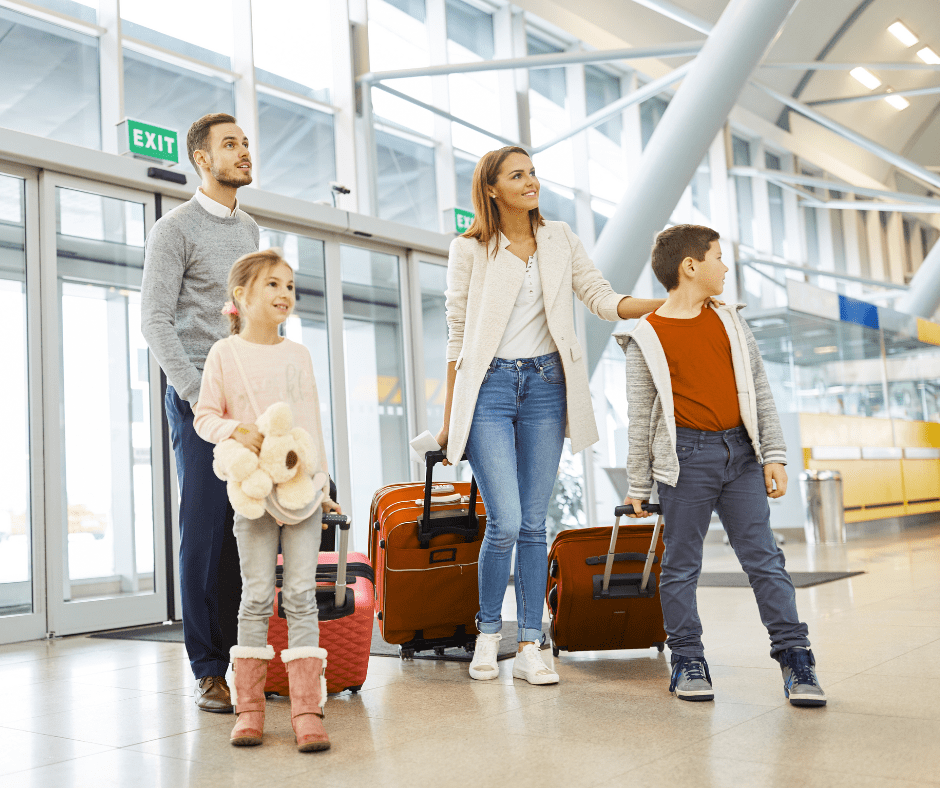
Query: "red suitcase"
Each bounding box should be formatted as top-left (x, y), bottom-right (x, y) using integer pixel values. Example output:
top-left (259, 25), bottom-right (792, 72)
top-left (265, 513), bottom-right (375, 695)
top-left (369, 451), bottom-right (486, 657)
top-left (546, 504), bottom-right (666, 655)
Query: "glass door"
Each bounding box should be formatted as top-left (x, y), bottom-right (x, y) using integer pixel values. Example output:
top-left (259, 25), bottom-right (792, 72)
top-left (39, 173), bottom-right (167, 636)
top-left (0, 163), bottom-right (45, 644)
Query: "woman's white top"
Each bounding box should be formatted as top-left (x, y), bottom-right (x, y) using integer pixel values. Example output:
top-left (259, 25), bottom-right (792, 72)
top-left (493, 252), bottom-right (559, 360)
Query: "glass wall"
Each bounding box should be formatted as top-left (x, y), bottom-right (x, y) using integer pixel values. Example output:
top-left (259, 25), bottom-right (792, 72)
top-left (375, 132), bottom-right (438, 230)
top-left (341, 245), bottom-right (409, 547)
top-left (765, 152), bottom-right (787, 258)
top-left (257, 94), bottom-right (336, 203)
top-left (0, 7), bottom-right (100, 150)
top-left (259, 229), bottom-right (334, 475)
top-left (732, 135), bottom-right (755, 249)
top-left (121, 0), bottom-right (233, 69)
top-left (123, 52), bottom-right (235, 179)
top-left (56, 187), bottom-right (155, 598)
top-left (0, 174), bottom-right (31, 617)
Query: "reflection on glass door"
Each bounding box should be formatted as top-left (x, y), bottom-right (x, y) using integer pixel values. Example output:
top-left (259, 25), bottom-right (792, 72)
top-left (260, 228), bottom-right (334, 474)
top-left (56, 187), bottom-right (154, 600)
top-left (341, 245), bottom-right (408, 544)
top-left (0, 173), bottom-right (32, 619)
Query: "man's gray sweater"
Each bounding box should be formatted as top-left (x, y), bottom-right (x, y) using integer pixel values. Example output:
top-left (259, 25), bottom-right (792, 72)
top-left (614, 303), bottom-right (787, 501)
top-left (141, 197), bottom-right (259, 403)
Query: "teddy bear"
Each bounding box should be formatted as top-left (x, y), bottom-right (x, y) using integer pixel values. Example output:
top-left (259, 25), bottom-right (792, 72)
top-left (212, 402), bottom-right (326, 521)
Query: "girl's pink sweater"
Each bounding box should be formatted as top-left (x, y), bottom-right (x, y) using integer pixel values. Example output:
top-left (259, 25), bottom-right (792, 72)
top-left (193, 335), bottom-right (330, 499)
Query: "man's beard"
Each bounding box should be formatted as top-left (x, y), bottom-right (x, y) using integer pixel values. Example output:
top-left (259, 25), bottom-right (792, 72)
top-left (210, 159), bottom-right (252, 188)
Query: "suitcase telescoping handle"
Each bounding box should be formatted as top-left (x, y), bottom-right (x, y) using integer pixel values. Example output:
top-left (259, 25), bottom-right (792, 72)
top-left (605, 504), bottom-right (663, 595)
top-left (323, 513), bottom-right (350, 608)
top-left (418, 450), bottom-right (479, 546)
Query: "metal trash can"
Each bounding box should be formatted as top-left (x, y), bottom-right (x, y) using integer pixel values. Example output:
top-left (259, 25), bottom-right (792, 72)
top-left (799, 470), bottom-right (846, 545)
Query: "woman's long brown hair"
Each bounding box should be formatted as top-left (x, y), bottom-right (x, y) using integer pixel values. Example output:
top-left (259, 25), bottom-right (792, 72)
top-left (463, 146), bottom-right (544, 256)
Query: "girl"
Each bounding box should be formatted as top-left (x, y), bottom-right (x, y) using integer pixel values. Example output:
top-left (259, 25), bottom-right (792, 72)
top-left (194, 249), bottom-right (340, 751)
top-left (435, 147), bottom-right (666, 685)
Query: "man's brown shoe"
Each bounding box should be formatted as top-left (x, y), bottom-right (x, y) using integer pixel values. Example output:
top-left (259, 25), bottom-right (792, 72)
top-left (195, 676), bottom-right (234, 713)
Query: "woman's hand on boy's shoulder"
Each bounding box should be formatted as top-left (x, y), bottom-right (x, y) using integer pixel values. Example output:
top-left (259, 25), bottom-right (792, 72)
top-left (764, 463), bottom-right (787, 498)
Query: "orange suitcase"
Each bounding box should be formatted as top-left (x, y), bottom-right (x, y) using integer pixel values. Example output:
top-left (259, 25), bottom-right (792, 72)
top-left (369, 451), bottom-right (486, 657)
top-left (546, 504), bottom-right (667, 655)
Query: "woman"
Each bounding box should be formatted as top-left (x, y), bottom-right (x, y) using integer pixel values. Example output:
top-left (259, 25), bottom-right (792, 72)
top-left (435, 146), bottom-right (665, 684)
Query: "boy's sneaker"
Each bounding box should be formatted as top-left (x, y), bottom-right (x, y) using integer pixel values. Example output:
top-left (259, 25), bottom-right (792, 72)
top-left (512, 643), bottom-right (559, 685)
top-left (669, 656), bottom-right (714, 701)
top-left (469, 633), bottom-right (501, 680)
top-left (778, 647), bottom-right (827, 707)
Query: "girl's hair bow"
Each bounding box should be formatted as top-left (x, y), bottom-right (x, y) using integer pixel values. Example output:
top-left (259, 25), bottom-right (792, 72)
top-left (221, 301), bottom-right (238, 315)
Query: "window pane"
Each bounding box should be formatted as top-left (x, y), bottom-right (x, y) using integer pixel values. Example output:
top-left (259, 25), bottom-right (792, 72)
top-left (123, 50), bottom-right (235, 179)
top-left (259, 230), bottom-right (334, 476)
top-left (253, 0), bottom-right (332, 103)
top-left (539, 184), bottom-right (576, 227)
top-left (528, 36), bottom-right (572, 187)
top-left (29, 0), bottom-right (96, 23)
top-left (639, 95), bottom-right (668, 149)
top-left (691, 156), bottom-right (711, 220)
top-left (121, 0), bottom-right (232, 69)
top-left (341, 246), bottom-right (408, 550)
top-left (258, 93), bottom-right (336, 203)
top-left (446, 0), bottom-right (493, 59)
top-left (369, 0), bottom-right (433, 134)
top-left (527, 35), bottom-right (566, 107)
top-left (447, 0), bottom-right (498, 156)
top-left (376, 131), bottom-right (438, 231)
top-left (0, 174), bottom-right (32, 616)
top-left (0, 8), bottom-right (100, 150)
top-left (56, 188), bottom-right (156, 596)
top-left (455, 156), bottom-right (476, 213)
top-left (765, 151), bottom-right (785, 257)
top-left (585, 66), bottom-right (621, 142)
top-left (732, 137), bottom-right (754, 248)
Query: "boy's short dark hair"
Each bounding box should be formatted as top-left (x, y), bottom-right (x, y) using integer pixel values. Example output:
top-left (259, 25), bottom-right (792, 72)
top-left (187, 113), bottom-right (237, 171)
top-left (651, 224), bottom-right (720, 291)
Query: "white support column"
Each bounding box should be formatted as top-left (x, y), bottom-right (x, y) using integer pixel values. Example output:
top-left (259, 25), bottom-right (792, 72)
top-left (510, 9), bottom-right (531, 148)
top-left (98, 0), bottom-right (124, 154)
top-left (585, 0), bottom-right (800, 371)
top-left (867, 210), bottom-right (887, 282)
top-left (493, 4), bottom-right (522, 141)
top-left (350, 0), bottom-right (378, 215)
top-left (232, 0), bottom-right (259, 186)
top-left (711, 128), bottom-right (740, 304)
top-left (331, 0), bottom-right (361, 212)
top-left (427, 0), bottom-right (456, 232)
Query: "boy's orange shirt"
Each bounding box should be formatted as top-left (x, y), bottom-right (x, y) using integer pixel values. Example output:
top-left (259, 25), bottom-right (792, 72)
top-left (646, 305), bottom-right (742, 432)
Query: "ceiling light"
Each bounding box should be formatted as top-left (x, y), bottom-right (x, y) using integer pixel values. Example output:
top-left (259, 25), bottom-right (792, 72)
top-left (888, 21), bottom-right (918, 47)
top-left (813, 346), bottom-right (838, 355)
top-left (850, 67), bottom-right (882, 90)
top-left (917, 46), bottom-right (940, 65)
top-left (884, 91), bottom-right (910, 110)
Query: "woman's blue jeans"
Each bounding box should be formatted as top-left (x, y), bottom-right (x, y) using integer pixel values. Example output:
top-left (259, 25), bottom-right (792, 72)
top-left (464, 352), bottom-right (567, 643)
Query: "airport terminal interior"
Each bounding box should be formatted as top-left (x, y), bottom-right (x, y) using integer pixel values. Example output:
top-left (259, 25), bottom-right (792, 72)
top-left (1, 0), bottom-right (939, 785)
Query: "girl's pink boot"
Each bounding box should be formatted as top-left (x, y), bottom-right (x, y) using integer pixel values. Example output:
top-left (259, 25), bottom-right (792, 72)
top-left (282, 647), bottom-right (331, 752)
top-left (229, 645), bottom-right (275, 746)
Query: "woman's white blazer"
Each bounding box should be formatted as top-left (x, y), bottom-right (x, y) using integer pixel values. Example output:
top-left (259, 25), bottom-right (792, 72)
top-left (444, 220), bottom-right (625, 464)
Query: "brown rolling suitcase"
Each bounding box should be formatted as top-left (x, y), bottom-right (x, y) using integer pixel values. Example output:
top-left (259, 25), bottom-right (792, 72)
top-left (546, 504), bottom-right (666, 655)
top-left (369, 450), bottom-right (487, 658)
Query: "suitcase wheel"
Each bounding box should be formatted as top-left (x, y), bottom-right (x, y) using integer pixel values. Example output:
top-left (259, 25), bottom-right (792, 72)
top-left (399, 646), bottom-right (416, 660)
top-left (552, 645), bottom-right (559, 658)
top-left (655, 642), bottom-right (665, 652)
top-left (347, 685), bottom-right (362, 693)
top-left (434, 647), bottom-right (445, 656)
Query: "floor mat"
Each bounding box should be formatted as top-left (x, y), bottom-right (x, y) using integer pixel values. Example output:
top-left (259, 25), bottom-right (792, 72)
top-left (89, 622), bottom-right (184, 642)
top-left (699, 571), bottom-right (864, 588)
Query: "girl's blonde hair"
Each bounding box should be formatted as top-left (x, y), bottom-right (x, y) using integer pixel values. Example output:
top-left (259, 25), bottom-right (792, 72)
top-left (225, 248), bottom-right (288, 334)
top-left (463, 146), bottom-right (544, 256)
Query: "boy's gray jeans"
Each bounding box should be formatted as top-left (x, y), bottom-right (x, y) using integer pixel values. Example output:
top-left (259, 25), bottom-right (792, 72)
top-left (233, 508), bottom-right (322, 649)
top-left (657, 425), bottom-right (810, 661)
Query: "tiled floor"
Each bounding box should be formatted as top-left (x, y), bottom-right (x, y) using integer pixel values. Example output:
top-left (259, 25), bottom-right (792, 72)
top-left (2, 523), bottom-right (939, 787)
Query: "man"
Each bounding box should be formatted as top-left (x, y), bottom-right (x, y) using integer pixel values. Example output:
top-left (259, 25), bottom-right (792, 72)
top-left (142, 113), bottom-right (259, 712)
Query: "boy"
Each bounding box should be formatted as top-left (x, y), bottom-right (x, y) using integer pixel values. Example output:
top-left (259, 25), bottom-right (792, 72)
top-left (616, 224), bottom-right (825, 707)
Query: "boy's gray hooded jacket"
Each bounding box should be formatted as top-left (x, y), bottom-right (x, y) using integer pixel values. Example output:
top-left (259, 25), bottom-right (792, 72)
top-left (614, 303), bottom-right (787, 501)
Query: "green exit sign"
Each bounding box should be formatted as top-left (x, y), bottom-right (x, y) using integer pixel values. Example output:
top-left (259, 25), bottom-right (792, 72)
top-left (119, 119), bottom-right (179, 164)
top-left (444, 207), bottom-right (474, 234)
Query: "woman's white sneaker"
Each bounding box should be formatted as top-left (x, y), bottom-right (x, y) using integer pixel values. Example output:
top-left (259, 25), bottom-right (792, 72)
top-left (511, 643), bottom-right (559, 685)
top-left (469, 633), bottom-right (502, 680)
